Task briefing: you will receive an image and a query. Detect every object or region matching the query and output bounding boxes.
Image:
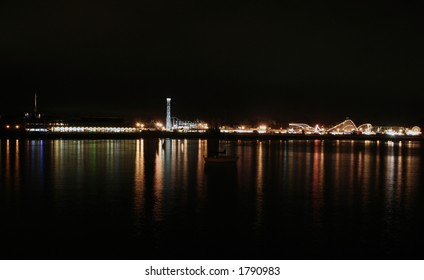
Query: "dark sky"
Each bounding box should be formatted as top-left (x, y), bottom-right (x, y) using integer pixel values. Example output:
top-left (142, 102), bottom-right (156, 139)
top-left (0, 0), bottom-right (423, 125)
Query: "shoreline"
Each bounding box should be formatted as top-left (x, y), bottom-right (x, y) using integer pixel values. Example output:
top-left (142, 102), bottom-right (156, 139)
top-left (0, 131), bottom-right (422, 142)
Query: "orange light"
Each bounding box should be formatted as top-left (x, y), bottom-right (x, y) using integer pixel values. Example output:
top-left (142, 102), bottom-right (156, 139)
top-left (5, 125), bottom-right (10, 129)
top-left (15, 125), bottom-right (20, 129)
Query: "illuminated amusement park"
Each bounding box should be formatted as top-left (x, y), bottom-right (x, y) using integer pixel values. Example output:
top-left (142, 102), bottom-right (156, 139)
top-left (0, 96), bottom-right (422, 139)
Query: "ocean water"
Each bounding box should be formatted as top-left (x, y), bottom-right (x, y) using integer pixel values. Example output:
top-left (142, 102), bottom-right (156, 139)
top-left (0, 138), bottom-right (423, 259)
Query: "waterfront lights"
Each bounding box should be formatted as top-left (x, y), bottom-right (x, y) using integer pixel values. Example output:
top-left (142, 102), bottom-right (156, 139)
top-left (155, 122), bottom-right (164, 130)
top-left (48, 125), bottom-right (137, 133)
top-left (136, 122), bottom-right (145, 129)
top-left (258, 125), bottom-right (268, 134)
top-left (197, 122), bottom-right (209, 129)
top-left (406, 126), bottom-right (422, 136)
top-left (385, 129), bottom-right (404, 136)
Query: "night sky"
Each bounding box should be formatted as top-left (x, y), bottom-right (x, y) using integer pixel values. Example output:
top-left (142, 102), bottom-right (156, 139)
top-left (1, 1), bottom-right (423, 125)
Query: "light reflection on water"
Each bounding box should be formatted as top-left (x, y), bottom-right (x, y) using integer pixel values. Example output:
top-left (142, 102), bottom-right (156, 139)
top-left (0, 138), bottom-right (422, 259)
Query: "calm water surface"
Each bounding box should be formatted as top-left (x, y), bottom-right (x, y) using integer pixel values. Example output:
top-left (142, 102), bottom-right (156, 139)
top-left (0, 139), bottom-right (423, 259)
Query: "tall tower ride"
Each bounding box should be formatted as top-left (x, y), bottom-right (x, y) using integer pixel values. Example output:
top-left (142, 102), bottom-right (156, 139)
top-left (166, 98), bottom-right (171, 131)
top-left (34, 93), bottom-right (38, 113)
